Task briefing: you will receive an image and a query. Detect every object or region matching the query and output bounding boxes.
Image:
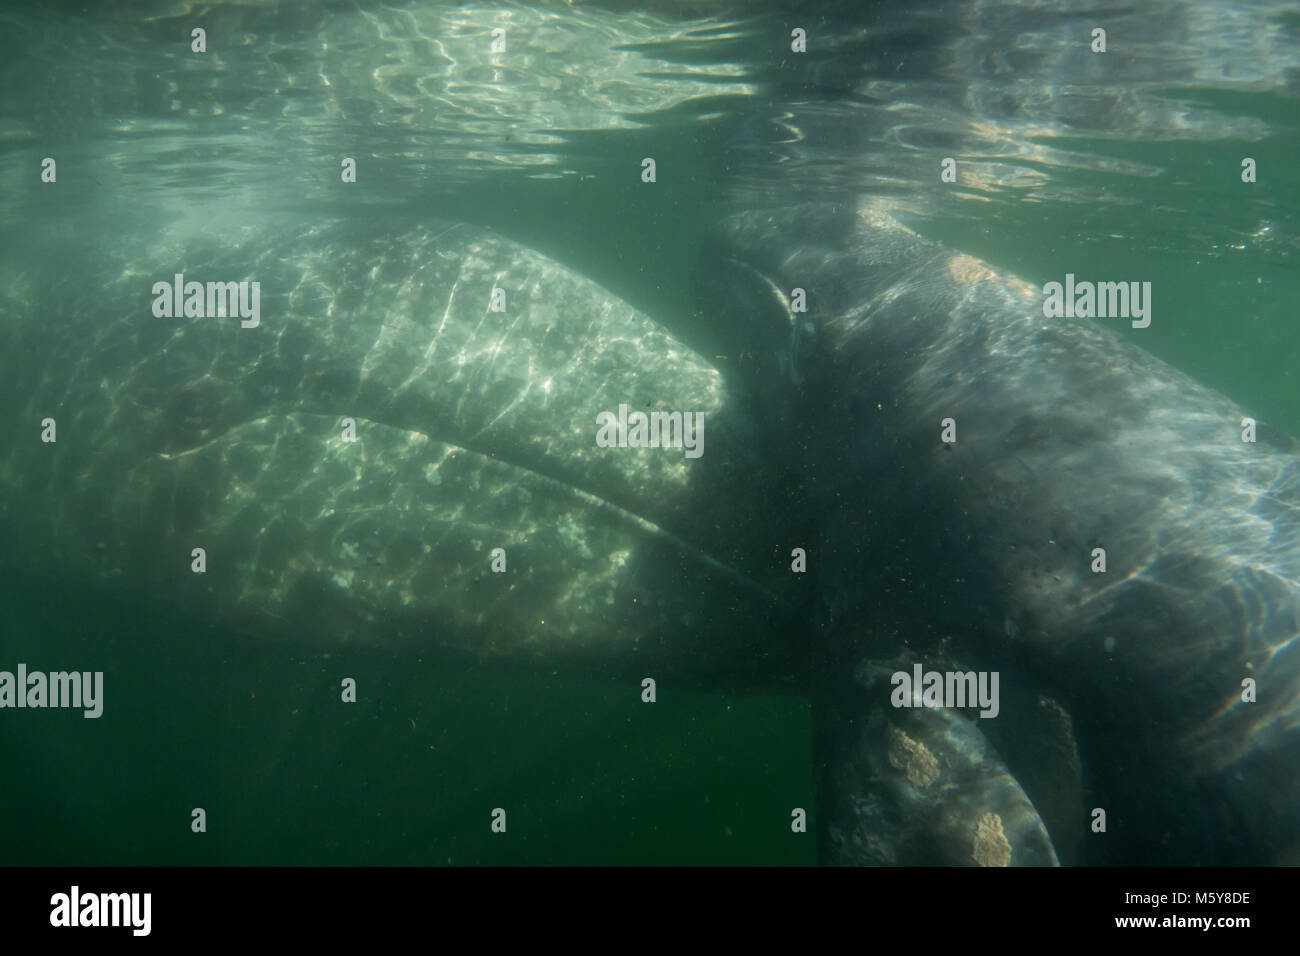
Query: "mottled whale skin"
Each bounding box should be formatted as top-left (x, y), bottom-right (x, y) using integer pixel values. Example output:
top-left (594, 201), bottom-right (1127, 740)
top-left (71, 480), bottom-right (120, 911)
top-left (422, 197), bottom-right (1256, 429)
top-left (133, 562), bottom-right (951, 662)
top-left (700, 201), bottom-right (1300, 865)
top-left (0, 220), bottom-right (796, 684)
top-left (4, 0), bottom-right (1299, 868)
top-left (7, 203), bottom-right (1298, 865)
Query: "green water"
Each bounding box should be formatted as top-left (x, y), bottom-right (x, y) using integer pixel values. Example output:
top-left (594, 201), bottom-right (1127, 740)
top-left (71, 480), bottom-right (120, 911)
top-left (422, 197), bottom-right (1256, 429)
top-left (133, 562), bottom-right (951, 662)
top-left (1, 566), bottom-right (813, 863)
top-left (2, 0), bottom-right (1298, 866)
top-left (915, 102), bottom-right (1300, 435)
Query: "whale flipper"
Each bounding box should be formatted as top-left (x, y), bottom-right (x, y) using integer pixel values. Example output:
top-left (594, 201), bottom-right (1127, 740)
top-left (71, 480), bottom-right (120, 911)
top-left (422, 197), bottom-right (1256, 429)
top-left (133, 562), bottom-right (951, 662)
top-left (828, 697), bottom-right (1060, 866)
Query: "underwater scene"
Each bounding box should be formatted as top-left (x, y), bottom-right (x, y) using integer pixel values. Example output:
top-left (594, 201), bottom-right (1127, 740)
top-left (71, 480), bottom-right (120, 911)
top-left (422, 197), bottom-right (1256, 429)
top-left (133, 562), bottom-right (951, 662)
top-left (1, 0), bottom-right (1298, 871)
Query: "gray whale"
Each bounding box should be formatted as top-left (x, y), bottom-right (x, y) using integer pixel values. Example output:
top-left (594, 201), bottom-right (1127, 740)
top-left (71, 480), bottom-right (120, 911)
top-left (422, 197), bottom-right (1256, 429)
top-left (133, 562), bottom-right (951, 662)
top-left (3, 0), bottom-right (1298, 867)
top-left (700, 201), bottom-right (1300, 864)
top-left (0, 219), bottom-right (796, 680)
top-left (8, 202), bottom-right (1296, 865)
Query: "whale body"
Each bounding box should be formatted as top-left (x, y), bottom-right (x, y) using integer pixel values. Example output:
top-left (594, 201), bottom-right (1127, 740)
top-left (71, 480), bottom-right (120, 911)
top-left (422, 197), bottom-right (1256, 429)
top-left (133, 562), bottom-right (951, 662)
top-left (0, 219), bottom-right (798, 679)
top-left (2, 0), bottom-right (1298, 866)
top-left (700, 202), bottom-right (1300, 864)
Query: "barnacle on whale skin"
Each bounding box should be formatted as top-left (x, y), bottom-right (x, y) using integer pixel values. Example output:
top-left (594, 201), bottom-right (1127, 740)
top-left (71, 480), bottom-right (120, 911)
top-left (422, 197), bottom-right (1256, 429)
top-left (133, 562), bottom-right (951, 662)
top-left (887, 725), bottom-right (940, 788)
top-left (972, 812), bottom-right (1013, 867)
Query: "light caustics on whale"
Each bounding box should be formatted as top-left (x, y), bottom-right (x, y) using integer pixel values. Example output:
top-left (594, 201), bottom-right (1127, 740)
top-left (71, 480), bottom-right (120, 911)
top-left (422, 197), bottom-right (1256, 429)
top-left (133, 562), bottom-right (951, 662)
top-left (700, 200), bottom-right (1300, 866)
top-left (1, 219), bottom-right (790, 673)
top-left (0, 0), bottom-right (1298, 866)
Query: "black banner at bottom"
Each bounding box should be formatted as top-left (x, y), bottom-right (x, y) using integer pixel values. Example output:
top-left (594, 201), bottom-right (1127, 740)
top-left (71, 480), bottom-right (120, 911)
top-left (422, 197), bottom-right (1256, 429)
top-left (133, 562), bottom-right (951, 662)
top-left (0, 866), bottom-right (1274, 943)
